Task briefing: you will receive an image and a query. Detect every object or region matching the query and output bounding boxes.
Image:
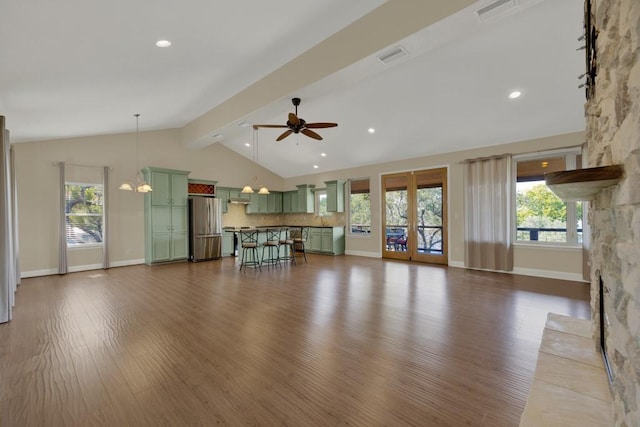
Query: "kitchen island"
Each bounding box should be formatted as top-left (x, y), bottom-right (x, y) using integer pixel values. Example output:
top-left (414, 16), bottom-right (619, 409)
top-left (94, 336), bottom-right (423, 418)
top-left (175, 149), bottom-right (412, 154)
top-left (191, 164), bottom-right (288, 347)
top-left (222, 226), bottom-right (345, 257)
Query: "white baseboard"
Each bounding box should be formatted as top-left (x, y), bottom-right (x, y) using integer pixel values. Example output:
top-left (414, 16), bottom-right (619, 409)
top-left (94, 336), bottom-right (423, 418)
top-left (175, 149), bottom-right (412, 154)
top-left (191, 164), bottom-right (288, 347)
top-left (110, 259), bottom-right (145, 268)
top-left (21, 259), bottom-right (146, 278)
top-left (21, 268), bottom-right (58, 278)
top-left (345, 250), bottom-right (381, 258)
top-left (448, 260), bottom-right (586, 282)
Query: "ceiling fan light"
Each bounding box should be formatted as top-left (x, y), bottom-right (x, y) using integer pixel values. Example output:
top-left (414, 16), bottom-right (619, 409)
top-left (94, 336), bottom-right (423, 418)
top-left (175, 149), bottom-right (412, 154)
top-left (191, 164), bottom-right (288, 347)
top-left (258, 186), bottom-right (270, 195)
top-left (241, 185), bottom-right (254, 194)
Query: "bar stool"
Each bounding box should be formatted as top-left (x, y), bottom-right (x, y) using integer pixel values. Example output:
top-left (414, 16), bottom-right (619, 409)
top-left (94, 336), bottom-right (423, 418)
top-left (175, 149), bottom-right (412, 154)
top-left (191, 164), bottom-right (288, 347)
top-left (261, 228), bottom-right (281, 269)
top-left (239, 229), bottom-right (261, 270)
top-left (292, 226), bottom-right (309, 263)
top-left (278, 227), bottom-right (296, 265)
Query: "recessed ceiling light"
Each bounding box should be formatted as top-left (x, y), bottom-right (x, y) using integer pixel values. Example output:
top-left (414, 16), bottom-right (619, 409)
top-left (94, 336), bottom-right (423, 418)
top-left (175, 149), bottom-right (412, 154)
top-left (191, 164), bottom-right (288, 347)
top-left (238, 121), bottom-right (251, 128)
top-left (508, 90), bottom-right (522, 99)
top-left (244, 143), bottom-right (251, 147)
top-left (155, 40), bottom-right (172, 48)
top-left (313, 165), bottom-right (319, 169)
top-left (321, 153), bottom-right (327, 157)
top-left (212, 133), bottom-right (223, 139)
top-left (368, 128), bottom-right (376, 134)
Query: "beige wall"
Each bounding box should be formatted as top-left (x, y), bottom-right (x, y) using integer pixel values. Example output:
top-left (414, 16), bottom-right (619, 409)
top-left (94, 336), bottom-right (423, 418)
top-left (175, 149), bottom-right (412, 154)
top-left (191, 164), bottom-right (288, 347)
top-left (14, 128), bottom-right (283, 275)
top-left (15, 127), bottom-right (586, 281)
top-left (286, 131), bottom-right (586, 280)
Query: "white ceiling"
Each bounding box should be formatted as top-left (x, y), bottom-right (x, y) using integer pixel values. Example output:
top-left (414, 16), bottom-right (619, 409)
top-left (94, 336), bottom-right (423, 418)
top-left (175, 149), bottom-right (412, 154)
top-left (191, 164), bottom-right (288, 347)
top-left (1, 0), bottom-right (586, 178)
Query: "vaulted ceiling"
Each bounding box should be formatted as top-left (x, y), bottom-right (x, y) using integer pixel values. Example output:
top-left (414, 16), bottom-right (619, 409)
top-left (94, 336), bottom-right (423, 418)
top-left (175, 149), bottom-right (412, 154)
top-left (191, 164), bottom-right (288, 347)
top-left (1, 0), bottom-right (586, 178)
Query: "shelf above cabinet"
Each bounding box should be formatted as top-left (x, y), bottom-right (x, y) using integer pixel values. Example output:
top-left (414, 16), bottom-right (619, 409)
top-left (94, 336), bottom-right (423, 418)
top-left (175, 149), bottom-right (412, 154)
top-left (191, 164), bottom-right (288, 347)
top-left (545, 165), bottom-right (624, 201)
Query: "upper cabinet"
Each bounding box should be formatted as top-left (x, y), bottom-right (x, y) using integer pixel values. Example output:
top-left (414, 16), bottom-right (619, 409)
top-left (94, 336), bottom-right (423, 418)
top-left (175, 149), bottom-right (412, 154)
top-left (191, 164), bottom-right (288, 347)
top-left (324, 180), bottom-right (345, 212)
top-left (246, 191), bottom-right (283, 214)
top-left (297, 184), bottom-right (315, 213)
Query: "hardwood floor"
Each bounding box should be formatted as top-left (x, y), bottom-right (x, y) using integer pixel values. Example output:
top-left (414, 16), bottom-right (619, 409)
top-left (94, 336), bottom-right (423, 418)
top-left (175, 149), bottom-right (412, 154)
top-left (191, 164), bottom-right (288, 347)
top-left (0, 255), bottom-right (590, 426)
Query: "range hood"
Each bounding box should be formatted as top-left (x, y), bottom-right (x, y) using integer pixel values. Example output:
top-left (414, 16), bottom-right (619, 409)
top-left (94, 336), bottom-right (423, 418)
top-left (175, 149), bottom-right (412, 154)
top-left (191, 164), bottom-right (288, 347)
top-left (228, 197), bottom-right (251, 205)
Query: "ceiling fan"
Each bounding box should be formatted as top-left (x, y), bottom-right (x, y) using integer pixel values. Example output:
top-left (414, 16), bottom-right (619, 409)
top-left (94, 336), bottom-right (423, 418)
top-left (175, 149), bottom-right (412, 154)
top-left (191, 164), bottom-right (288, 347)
top-left (252, 97), bottom-right (338, 141)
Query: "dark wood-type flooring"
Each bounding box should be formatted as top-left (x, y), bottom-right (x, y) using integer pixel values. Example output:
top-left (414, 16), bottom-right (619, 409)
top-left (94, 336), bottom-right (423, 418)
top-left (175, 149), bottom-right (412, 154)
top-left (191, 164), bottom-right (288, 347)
top-left (0, 255), bottom-right (590, 426)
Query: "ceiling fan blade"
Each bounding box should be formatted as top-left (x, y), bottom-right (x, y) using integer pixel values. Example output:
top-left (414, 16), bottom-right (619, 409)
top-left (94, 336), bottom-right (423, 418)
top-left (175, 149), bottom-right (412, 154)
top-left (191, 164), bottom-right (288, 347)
top-left (305, 122), bottom-right (338, 129)
top-left (288, 113), bottom-right (300, 126)
top-left (301, 129), bottom-right (323, 140)
top-left (276, 129), bottom-right (293, 141)
top-left (252, 124), bottom-right (288, 129)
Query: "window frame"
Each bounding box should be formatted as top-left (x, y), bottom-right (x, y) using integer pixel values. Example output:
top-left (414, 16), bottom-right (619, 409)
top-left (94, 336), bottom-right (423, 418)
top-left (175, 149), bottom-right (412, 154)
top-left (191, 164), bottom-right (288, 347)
top-left (348, 178), bottom-right (371, 236)
top-left (65, 181), bottom-right (105, 249)
top-left (513, 147), bottom-right (583, 248)
top-left (315, 189), bottom-right (329, 217)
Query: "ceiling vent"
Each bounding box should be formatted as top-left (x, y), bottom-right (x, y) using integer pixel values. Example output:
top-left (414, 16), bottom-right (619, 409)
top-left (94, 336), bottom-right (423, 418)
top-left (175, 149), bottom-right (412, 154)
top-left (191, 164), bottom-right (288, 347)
top-left (476, 0), bottom-right (518, 21)
top-left (377, 46), bottom-right (408, 65)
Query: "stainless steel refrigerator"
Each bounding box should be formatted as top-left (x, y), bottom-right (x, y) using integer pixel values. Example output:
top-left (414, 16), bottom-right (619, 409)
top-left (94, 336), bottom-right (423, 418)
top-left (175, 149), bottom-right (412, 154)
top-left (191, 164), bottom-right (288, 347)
top-left (189, 197), bottom-right (222, 261)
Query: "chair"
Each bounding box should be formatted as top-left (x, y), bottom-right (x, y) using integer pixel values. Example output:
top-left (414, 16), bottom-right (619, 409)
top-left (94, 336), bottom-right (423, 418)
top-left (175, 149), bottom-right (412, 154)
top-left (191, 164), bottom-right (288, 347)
top-left (278, 227), bottom-right (296, 265)
top-left (261, 228), bottom-right (281, 269)
top-left (239, 229), bottom-right (261, 270)
top-left (291, 226), bottom-right (309, 263)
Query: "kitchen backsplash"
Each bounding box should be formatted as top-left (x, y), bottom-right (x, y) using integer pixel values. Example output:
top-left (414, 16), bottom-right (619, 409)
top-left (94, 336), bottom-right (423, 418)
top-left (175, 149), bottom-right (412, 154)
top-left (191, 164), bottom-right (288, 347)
top-left (222, 203), bottom-right (346, 227)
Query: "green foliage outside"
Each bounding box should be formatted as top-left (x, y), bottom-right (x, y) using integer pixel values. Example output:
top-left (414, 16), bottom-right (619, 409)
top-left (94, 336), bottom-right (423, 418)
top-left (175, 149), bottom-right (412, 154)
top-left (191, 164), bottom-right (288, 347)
top-left (385, 187), bottom-right (443, 251)
top-left (516, 182), bottom-right (582, 242)
top-left (65, 184), bottom-right (103, 244)
top-left (349, 193), bottom-right (371, 231)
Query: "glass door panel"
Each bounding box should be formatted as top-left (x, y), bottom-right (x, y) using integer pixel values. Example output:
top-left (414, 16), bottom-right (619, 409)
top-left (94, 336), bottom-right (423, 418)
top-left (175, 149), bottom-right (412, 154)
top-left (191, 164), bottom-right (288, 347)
top-left (382, 173), bottom-right (409, 260)
top-left (413, 168), bottom-right (447, 264)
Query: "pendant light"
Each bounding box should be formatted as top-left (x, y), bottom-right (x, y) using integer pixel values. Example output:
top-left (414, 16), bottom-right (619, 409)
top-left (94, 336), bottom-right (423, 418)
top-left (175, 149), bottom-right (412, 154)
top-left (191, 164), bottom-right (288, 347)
top-left (119, 114), bottom-right (152, 193)
top-left (241, 128), bottom-right (269, 194)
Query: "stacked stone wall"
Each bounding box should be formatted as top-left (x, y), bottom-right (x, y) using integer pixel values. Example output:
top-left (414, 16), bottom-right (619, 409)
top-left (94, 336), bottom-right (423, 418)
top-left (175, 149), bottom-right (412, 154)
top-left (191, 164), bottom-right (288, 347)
top-left (587, 0), bottom-right (640, 425)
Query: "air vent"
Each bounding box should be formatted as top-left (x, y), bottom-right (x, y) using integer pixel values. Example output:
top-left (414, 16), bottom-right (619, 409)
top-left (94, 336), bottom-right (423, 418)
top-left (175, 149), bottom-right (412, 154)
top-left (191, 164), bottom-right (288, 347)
top-left (476, 0), bottom-right (518, 21)
top-left (377, 46), bottom-right (408, 65)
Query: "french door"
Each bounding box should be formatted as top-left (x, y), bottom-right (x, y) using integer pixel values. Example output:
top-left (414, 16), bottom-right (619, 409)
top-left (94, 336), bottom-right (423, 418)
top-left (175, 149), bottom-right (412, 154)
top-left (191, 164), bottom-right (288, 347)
top-left (382, 167), bottom-right (448, 265)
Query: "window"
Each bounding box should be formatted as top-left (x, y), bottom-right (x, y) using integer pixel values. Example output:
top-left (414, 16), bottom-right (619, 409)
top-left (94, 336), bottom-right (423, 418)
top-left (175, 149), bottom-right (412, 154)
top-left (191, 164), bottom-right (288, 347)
top-left (349, 178), bottom-right (371, 234)
top-left (515, 149), bottom-right (582, 244)
top-left (65, 183), bottom-right (104, 247)
top-left (316, 190), bottom-right (328, 216)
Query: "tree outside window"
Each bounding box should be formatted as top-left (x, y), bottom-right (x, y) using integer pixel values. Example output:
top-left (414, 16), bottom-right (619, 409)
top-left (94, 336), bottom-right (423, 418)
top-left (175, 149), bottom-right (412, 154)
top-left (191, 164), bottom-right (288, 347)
top-left (515, 151), bottom-right (582, 244)
top-left (65, 183), bottom-right (103, 246)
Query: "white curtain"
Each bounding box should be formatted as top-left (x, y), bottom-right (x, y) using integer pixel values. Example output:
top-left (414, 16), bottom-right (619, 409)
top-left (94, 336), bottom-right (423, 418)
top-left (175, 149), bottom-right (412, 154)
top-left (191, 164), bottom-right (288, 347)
top-left (464, 155), bottom-right (514, 271)
top-left (0, 117), bottom-right (17, 323)
top-left (58, 162), bottom-right (68, 274)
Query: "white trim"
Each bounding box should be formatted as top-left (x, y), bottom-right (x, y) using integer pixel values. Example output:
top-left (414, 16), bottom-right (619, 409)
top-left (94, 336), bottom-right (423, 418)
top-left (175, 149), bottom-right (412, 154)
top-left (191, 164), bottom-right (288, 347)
top-left (345, 250), bottom-right (380, 258)
top-left (110, 259), bottom-right (145, 268)
top-left (21, 258), bottom-right (145, 278)
top-left (448, 260), bottom-right (587, 282)
top-left (512, 146), bottom-right (582, 161)
top-left (512, 267), bottom-right (586, 282)
top-left (68, 263), bottom-right (103, 273)
top-left (514, 242), bottom-right (583, 252)
top-left (21, 268), bottom-right (58, 278)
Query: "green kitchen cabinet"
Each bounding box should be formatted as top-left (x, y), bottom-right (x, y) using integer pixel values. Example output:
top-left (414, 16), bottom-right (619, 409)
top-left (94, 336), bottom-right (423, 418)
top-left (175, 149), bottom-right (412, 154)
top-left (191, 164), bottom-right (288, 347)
top-left (297, 184), bottom-right (315, 213)
top-left (283, 190), bottom-right (299, 213)
top-left (267, 192), bottom-right (282, 213)
top-left (215, 187), bottom-right (230, 213)
top-left (325, 180), bottom-right (345, 212)
top-left (143, 167), bottom-right (190, 264)
top-left (222, 231), bottom-right (235, 256)
top-left (309, 228), bottom-right (323, 252)
top-left (246, 193), bottom-right (267, 214)
top-left (306, 227), bottom-right (345, 255)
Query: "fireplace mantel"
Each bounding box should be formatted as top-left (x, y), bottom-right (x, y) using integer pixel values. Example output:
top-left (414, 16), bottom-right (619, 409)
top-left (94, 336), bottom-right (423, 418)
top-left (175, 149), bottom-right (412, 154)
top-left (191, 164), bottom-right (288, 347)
top-left (545, 165), bottom-right (623, 201)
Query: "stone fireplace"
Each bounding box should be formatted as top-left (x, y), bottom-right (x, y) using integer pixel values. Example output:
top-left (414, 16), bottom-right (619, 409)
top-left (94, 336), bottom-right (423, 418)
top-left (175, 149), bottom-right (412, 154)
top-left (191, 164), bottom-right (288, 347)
top-left (586, 0), bottom-right (640, 425)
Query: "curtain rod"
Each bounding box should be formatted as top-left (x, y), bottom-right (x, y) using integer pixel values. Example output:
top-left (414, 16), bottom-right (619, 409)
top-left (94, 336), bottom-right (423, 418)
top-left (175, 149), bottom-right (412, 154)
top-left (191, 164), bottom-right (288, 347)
top-left (458, 143), bottom-right (585, 165)
top-left (458, 153), bottom-right (512, 164)
top-left (52, 161), bottom-right (112, 170)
